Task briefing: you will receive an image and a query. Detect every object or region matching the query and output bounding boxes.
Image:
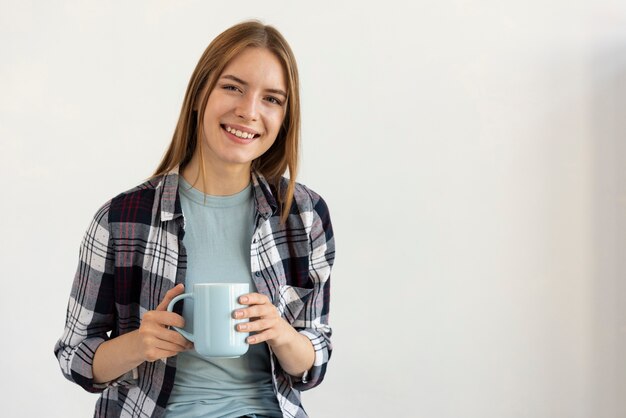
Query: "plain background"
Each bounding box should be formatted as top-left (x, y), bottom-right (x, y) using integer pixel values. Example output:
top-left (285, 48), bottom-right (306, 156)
top-left (1, 1), bottom-right (625, 417)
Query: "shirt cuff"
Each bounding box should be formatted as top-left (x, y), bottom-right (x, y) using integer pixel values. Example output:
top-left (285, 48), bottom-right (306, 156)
top-left (93, 367), bottom-right (139, 390)
top-left (291, 329), bottom-right (331, 390)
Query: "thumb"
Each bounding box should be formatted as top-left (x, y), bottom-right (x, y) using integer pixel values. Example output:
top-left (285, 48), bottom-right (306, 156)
top-left (156, 283), bottom-right (185, 311)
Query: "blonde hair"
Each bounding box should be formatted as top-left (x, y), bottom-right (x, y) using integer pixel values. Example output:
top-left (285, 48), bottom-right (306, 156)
top-left (154, 20), bottom-right (300, 223)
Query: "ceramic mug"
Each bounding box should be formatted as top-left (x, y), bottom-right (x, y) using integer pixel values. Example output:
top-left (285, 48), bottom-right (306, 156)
top-left (167, 283), bottom-right (250, 358)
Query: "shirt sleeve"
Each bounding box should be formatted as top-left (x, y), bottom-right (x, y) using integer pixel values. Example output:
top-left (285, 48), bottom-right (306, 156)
top-left (53, 201), bottom-right (137, 392)
top-left (290, 194), bottom-right (335, 391)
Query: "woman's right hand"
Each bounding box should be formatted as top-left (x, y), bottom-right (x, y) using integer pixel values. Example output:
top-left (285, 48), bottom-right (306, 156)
top-left (134, 283), bottom-right (194, 362)
top-left (93, 283), bottom-right (193, 383)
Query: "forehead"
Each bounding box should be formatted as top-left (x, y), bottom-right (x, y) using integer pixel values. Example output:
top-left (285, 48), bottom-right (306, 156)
top-left (220, 47), bottom-right (287, 91)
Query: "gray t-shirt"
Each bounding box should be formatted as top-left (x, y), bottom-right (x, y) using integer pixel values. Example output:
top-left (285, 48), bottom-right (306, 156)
top-left (165, 177), bottom-right (282, 418)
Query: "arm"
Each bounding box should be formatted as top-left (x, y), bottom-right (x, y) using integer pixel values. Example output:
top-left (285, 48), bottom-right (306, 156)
top-left (236, 194), bottom-right (335, 389)
top-left (290, 194), bottom-right (334, 390)
top-left (54, 203), bottom-right (192, 390)
top-left (54, 202), bottom-right (119, 392)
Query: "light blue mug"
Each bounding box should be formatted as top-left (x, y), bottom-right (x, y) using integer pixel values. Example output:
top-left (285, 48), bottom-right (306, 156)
top-left (167, 283), bottom-right (250, 358)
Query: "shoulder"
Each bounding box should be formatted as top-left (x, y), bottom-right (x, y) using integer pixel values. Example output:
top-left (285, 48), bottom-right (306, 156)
top-left (281, 177), bottom-right (331, 217)
top-left (104, 175), bottom-right (165, 224)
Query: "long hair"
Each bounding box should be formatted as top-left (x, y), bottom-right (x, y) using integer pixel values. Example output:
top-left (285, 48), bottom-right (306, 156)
top-left (153, 21), bottom-right (300, 223)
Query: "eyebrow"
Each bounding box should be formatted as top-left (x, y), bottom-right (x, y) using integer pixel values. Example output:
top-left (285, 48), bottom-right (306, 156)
top-left (221, 74), bottom-right (287, 98)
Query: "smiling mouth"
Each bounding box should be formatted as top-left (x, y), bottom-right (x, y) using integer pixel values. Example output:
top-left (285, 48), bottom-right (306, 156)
top-left (221, 124), bottom-right (261, 140)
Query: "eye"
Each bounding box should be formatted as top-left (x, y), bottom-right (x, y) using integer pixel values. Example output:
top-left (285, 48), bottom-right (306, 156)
top-left (265, 96), bottom-right (283, 106)
top-left (222, 84), bottom-right (242, 93)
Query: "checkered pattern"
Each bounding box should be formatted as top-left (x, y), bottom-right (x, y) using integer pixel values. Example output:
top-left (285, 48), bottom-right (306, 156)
top-left (54, 168), bottom-right (335, 418)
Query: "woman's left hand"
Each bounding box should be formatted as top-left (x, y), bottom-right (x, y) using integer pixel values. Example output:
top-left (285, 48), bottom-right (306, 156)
top-left (233, 292), bottom-right (297, 348)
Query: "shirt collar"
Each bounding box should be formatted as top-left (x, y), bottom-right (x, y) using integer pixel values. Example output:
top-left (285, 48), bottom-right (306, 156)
top-left (251, 170), bottom-right (278, 220)
top-left (157, 166), bottom-right (278, 222)
top-left (158, 166), bottom-right (183, 222)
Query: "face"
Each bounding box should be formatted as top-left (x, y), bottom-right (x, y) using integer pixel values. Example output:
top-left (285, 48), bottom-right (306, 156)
top-left (197, 47), bottom-right (288, 172)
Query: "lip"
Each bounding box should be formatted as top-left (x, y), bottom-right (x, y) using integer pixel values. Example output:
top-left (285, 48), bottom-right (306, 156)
top-left (221, 124), bottom-right (257, 144)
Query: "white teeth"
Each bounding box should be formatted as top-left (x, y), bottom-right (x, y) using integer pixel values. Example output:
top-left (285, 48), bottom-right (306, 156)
top-left (226, 126), bottom-right (255, 139)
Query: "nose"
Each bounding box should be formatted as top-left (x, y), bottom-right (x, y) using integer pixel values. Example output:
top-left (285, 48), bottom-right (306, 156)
top-left (235, 93), bottom-right (259, 121)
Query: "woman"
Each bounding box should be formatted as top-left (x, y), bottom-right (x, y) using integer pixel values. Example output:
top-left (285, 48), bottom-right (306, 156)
top-left (54, 21), bottom-right (335, 418)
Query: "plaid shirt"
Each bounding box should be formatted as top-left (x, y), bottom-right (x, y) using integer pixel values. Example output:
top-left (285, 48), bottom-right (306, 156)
top-left (54, 168), bottom-right (335, 418)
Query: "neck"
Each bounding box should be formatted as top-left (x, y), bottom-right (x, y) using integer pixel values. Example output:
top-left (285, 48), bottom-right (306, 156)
top-left (181, 153), bottom-right (251, 196)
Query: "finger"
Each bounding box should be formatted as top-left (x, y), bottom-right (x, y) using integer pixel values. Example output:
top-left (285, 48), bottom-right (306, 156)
top-left (237, 318), bottom-right (275, 333)
top-left (238, 292), bottom-right (270, 306)
top-left (246, 329), bottom-right (275, 345)
top-left (159, 328), bottom-right (195, 349)
top-left (153, 335), bottom-right (192, 352)
top-left (156, 283), bottom-right (185, 311)
top-left (234, 304), bottom-right (278, 320)
top-left (147, 310), bottom-right (186, 328)
top-left (139, 324), bottom-right (193, 349)
top-left (142, 334), bottom-right (191, 362)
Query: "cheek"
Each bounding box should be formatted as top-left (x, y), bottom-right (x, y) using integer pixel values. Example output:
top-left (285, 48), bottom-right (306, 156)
top-left (271, 111), bottom-right (286, 134)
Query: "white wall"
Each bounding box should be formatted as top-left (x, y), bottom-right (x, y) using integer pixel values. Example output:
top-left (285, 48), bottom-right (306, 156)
top-left (1, 1), bottom-right (624, 417)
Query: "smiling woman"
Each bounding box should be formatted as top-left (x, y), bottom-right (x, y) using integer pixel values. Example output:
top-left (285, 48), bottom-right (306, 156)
top-left (185, 47), bottom-right (288, 191)
top-left (154, 22), bottom-right (303, 220)
top-left (54, 21), bottom-right (335, 418)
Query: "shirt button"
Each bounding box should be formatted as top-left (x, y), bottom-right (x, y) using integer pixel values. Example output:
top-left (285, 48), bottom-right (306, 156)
top-left (254, 272), bottom-right (261, 277)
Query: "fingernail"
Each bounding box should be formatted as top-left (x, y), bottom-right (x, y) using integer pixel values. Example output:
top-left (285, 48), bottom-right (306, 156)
top-left (240, 296), bottom-right (248, 303)
top-left (238, 324), bottom-right (248, 331)
top-left (247, 336), bottom-right (256, 343)
top-left (235, 311), bottom-right (243, 318)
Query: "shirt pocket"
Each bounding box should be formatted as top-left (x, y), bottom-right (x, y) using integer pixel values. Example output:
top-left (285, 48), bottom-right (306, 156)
top-left (276, 284), bottom-right (314, 324)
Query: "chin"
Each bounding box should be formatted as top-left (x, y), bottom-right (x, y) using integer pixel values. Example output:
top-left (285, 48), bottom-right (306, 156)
top-left (220, 154), bottom-right (258, 167)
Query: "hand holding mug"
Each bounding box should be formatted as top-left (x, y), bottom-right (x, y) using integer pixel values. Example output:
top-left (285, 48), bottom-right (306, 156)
top-left (167, 283), bottom-right (250, 357)
top-left (134, 284), bottom-right (193, 362)
top-left (234, 292), bottom-right (297, 348)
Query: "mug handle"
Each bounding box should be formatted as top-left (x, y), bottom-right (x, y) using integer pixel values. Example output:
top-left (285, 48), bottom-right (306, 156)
top-left (166, 293), bottom-right (195, 342)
